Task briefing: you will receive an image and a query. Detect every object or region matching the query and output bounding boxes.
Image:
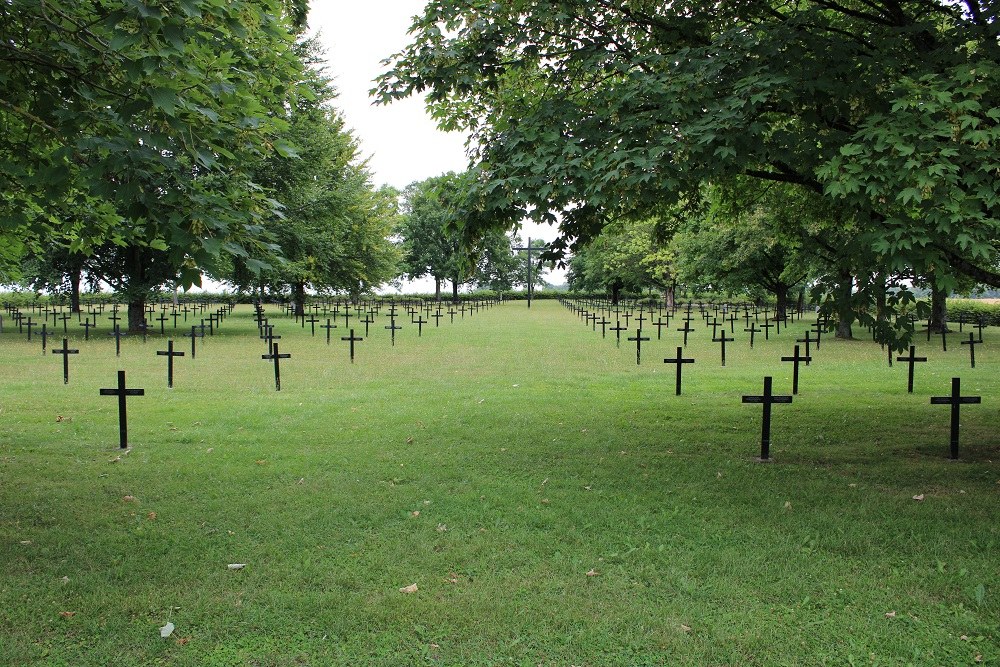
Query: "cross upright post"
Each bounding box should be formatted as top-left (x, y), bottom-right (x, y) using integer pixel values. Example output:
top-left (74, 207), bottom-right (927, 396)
top-left (99, 371), bottom-right (144, 449)
top-left (713, 331), bottom-right (735, 367)
top-left (385, 316), bottom-right (402, 346)
top-left (609, 320), bottom-right (627, 348)
top-left (512, 237), bottom-right (548, 308)
top-left (341, 329), bottom-right (363, 363)
top-left (156, 339), bottom-right (185, 388)
top-left (321, 318), bottom-right (337, 344)
top-left (741, 376), bottom-right (793, 461)
top-left (261, 343), bottom-right (291, 391)
top-left (930, 377), bottom-right (981, 459)
top-left (780, 344), bottom-right (812, 394)
top-left (677, 319), bottom-right (694, 346)
top-left (744, 323), bottom-right (759, 348)
top-left (52, 338), bottom-right (79, 384)
top-left (627, 329), bottom-right (650, 365)
top-left (663, 347), bottom-right (695, 395)
top-left (795, 331), bottom-right (815, 365)
top-left (896, 345), bottom-right (928, 394)
top-left (960, 332), bottom-right (980, 368)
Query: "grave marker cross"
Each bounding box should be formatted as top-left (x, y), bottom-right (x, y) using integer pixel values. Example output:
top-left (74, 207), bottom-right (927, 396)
top-left (741, 376), bottom-right (793, 461)
top-left (261, 343), bottom-right (291, 391)
top-left (930, 377), bottom-right (981, 459)
top-left (609, 320), bottom-right (627, 348)
top-left (627, 329), bottom-right (650, 365)
top-left (99, 370), bottom-right (144, 449)
top-left (713, 331), bottom-right (735, 366)
top-left (663, 347), bottom-right (695, 395)
top-left (780, 344), bottom-right (812, 395)
top-left (896, 345), bottom-right (928, 394)
top-left (52, 338), bottom-right (79, 384)
top-left (321, 318), bottom-right (337, 344)
top-left (156, 340), bottom-right (185, 388)
top-left (960, 332), bottom-right (981, 368)
top-left (341, 329), bottom-right (363, 363)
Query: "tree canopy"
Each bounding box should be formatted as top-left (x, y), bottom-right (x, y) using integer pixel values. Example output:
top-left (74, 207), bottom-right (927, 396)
top-left (376, 0), bottom-right (1000, 292)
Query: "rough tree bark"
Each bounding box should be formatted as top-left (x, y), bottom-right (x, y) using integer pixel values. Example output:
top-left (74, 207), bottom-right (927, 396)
top-left (929, 283), bottom-right (949, 333)
top-left (834, 271), bottom-right (854, 339)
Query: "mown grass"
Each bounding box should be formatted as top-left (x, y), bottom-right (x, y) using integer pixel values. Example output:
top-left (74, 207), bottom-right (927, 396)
top-left (1, 300), bottom-right (998, 666)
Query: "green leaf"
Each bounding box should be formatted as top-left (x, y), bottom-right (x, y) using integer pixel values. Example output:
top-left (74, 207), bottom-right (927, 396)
top-left (150, 87), bottom-right (178, 116)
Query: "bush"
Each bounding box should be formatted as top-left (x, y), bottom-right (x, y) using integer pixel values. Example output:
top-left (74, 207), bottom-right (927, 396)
top-left (948, 299), bottom-right (1000, 326)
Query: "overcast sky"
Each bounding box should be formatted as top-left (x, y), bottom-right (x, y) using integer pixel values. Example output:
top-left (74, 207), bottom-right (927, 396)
top-left (308, 1), bottom-right (567, 290)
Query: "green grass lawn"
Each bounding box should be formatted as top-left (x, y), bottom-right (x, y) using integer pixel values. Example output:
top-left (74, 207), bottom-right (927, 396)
top-left (1, 300), bottom-right (998, 666)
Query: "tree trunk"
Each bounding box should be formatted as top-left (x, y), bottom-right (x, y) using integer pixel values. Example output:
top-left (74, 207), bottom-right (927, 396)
top-left (611, 282), bottom-right (621, 306)
top-left (774, 283), bottom-right (788, 320)
top-left (929, 283), bottom-right (948, 333)
top-left (294, 280), bottom-right (306, 317)
top-left (452, 277), bottom-right (459, 303)
top-left (797, 288), bottom-right (805, 313)
top-left (127, 296), bottom-right (147, 332)
top-left (70, 267), bottom-right (82, 313)
top-left (835, 271), bottom-right (854, 339)
top-left (434, 277), bottom-right (441, 302)
top-left (875, 275), bottom-right (887, 324)
top-left (665, 280), bottom-right (676, 309)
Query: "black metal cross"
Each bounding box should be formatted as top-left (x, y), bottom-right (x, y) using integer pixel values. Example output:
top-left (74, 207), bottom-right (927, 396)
top-left (795, 331), bottom-right (815, 366)
top-left (185, 324), bottom-right (205, 358)
top-left (627, 329), bottom-right (650, 365)
top-left (156, 311), bottom-right (169, 335)
top-left (741, 376), bottom-right (793, 461)
top-left (52, 338), bottom-right (79, 384)
top-left (109, 324), bottom-right (125, 357)
top-left (306, 315), bottom-right (319, 336)
top-left (24, 317), bottom-right (37, 341)
top-left (609, 320), bottom-right (627, 348)
top-left (385, 316), bottom-right (402, 346)
top-left (413, 315), bottom-right (428, 337)
top-left (930, 377), bottom-right (981, 459)
top-left (261, 343), bottom-right (291, 391)
top-left (713, 332), bottom-right (735, 367)
top-left (319, 318), bottom-right (336, 344)
top-left (596, 317), bottom-right (609, 338)
top-left (663, 347), bottom-right (695, 395)
top-left (780, 344), bottom-right (812, 395)
top-left (961, 332), bottom-right (981, 368)
top-left (99, 371), bottom-right (145, 449)
top-left (896, 345), bottom-right (928, 394)
top-left (341, 329), bottom-right (363, 363)
top-left (512, 237), bottom-right (547, 308)
top-left (744, 323), bottom-right (759, 348)
top-left (157, 340), bottom-right (185, 388)
top-left (676, 319), bottom-right (694, 346)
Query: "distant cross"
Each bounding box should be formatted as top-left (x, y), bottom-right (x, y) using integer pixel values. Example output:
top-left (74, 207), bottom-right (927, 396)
top-left (259, 324), bottom-right (281, 356)
top-left (108, 310), bottom-right (121, 328)
top-left (185, 324), bottom-right (205, 358)
top-left (447, 308), bottom-right (457, 324)
top-left (651, 317), bottom-right (668, 340)
top-left (208, 312), bottom-right (222, 335)
top-left (99, 370), bottom-right (145, 449)
top-left (961, 332), bottom-right (981, 368)
top-left (744, 323), bottom-right (759, 348)
top-left (676, 319), bottom-right (694, 346)
top-left (595, 317), bottom-right (609, 338)
top-left (512, 237), bottom-right (547, 308)
top-left (713, 332), bottom-right (735, 367)
top-left (261, 343), bottom-right (291, 391)
top-left (939, 326), bottom-right (949, 352)
top-left (809, 321), bottom-right (824, 349)
top-left (413, 315), bottom-right (428, 337)
top-left (109, 324), bottom-right (125, 357)
top-left (930, 377), bottom-right (982, 459)
top-left (759, 320), bottom-right (774, 341)
top-left (156, 340), bottom-right (185, 388)
top-left (896, 345), bottom-right (928, 394)
top-left (52, 338), bottom-right (79, 384)
top-left (741, 376), bottom-right (793, 461)
top-left (780, 344), bottom-right (812, 395)
top-left (627, 329), bottom-right (650, 365)
top-left (431, 310), bottom-right (443, 327)
top-left (306, 315), bottom-right (319, 336)
top-left (24, 317), bottom-right (37, 341)
top-left (385, 316), bottom-right (402, 346)
top-left (321, 318), bottom-right (337, 344)
top-left (727, 312), bottom-right (738, 333)
top-left (341, 329), bottom-right (363, 363)
top-left (795, 331), bottom-right (815, 365)
top-left (663, 347), bottom-right (695, 395)
top-left (974, 318), bottom-right (987, 343)
top-left (156, 311), bottom-right (169, 335)
top-left (609, 320), bottom-right (627, 348)
top-left (361, 311), bottom-right (375, 336)
top-left (39, 323), bottom-right (54, 353)
top-left (59, 312), bottom-right (71, 333)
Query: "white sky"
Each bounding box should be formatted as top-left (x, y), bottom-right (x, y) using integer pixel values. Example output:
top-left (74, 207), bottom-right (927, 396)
top-left (307, 1), bottom-right (567, 292)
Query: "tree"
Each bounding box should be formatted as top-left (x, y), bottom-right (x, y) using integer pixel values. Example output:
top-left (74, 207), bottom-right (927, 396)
top-left (568, 218), bottom-right (675, 305)
top-left (376, 0), bottom-right (1000, 326)
top-left (1, 1), bottom-right (308, 329)
top-left (397, 172), bottom-right (513, 301)
top-left (232, 39), bottom-right (400, 314)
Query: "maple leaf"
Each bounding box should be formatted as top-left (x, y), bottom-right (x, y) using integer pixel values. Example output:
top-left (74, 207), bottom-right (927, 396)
top-left (586, 569), bottom-right (599, 577)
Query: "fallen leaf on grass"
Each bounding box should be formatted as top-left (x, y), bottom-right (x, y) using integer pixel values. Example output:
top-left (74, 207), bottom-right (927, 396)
top-left (19, 540), bottom-right (31, 545)
top-left (444, 573), bottom-right (459, 584)
top-left (59, 611), bottom-right (76, 618)
top-left (160, 622), bottom-right (175, 638)
top-left (255, 460), bottom-right (267, 466)
top-left (411, 511), bottom-right (420, 517)
top-left (961, 635), bottom-right (969, 641)
top-left (913, 494), bottom-right (925, 501)
top-left (175, 637), bottom-right (190, 646)
top-left (586, 569), bottom-right (599, 577)
top-left (885, 611), bottom-right (896, 618)
top-left (60, 576), bottom-right (69, 584)
top-left (147, 512), bottom-right (157, 521)
top-left (56, 415), bottom-right (72, 423)
top-left (399, 583), bottom-right (418, 594)
top-left (784, 501), bottom-right (792, 510)
top-left (109, 456), bottom-right (121, 463)
top-left (680, 624), bottom-right (692, 633)
top-left (975, 654), bottom-right (982, 662)
top-left (406, 436), bottom-right (413, 444)
top-left (436, 523), bottom-right (448, 532)
top-left (123, 495), bottom-right (136, 502)
top-left (227, 563), bottom-right (246, 570)
top-left (206, 448), bottom-right (214, 453)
